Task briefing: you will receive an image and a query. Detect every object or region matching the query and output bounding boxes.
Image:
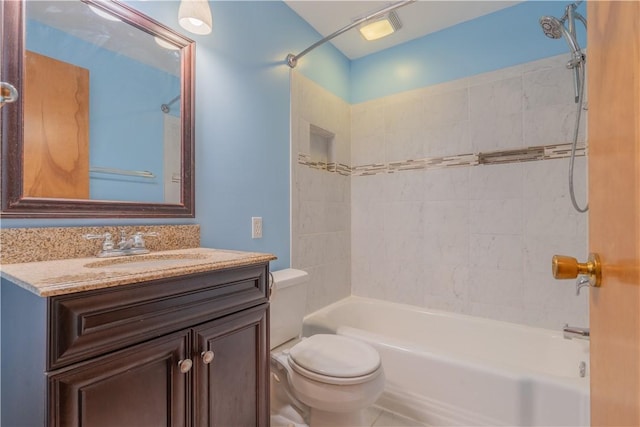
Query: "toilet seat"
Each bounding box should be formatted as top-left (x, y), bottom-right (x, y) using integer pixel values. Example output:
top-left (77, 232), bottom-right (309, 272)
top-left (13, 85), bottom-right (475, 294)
top-left (288, 335), bottom-right (381, 385)
top-left (288, 356), bottom-right (383, 385)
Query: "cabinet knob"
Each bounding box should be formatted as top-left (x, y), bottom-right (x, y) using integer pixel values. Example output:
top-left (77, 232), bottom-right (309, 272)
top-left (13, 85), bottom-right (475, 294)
top-left (201, 350), bottom-right (215, 364)
top-left (178, 358), bottom-right (193, 373)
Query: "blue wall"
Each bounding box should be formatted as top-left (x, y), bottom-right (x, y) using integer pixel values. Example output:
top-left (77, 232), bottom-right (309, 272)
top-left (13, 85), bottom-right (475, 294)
top-left (182, 1), bottom-right (348, 270)
top-left (350, 0), bottom-right (587, 103)
top-left (26, 20), bottom-right (180, 202)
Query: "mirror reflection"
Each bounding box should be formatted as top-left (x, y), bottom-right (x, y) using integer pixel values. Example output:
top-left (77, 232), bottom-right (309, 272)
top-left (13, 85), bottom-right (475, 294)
top-left (24, 0), bottom-right (182, 203)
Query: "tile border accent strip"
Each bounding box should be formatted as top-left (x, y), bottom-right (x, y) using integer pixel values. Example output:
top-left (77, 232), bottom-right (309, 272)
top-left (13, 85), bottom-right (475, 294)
top-left (298, 143), bottom-right (586, 177)
top-left (297, 153), bottom-right (352, 176)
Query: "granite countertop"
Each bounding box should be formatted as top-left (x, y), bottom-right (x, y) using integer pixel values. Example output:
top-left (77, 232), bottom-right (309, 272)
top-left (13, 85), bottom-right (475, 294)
top-left (0, 247), bottom-right (277, 297)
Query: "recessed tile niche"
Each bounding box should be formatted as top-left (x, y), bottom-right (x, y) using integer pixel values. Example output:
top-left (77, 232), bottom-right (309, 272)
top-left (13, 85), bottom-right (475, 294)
top-left (310, 124), bottom-right (335, 167)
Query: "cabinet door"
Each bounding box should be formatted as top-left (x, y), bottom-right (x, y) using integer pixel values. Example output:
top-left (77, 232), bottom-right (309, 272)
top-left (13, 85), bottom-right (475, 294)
top-left (193, 304), bottom-right (269, 427)
top-left (48, 331), bottom-right (190, 427)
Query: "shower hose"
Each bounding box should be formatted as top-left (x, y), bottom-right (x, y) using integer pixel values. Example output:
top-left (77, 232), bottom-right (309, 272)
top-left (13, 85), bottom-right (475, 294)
top-left (569, 62), bottom-right (588, 213)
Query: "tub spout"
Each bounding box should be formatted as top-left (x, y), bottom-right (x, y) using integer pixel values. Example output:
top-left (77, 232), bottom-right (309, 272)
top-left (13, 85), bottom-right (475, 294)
top-left (563, 324), bottom-right (590, 340)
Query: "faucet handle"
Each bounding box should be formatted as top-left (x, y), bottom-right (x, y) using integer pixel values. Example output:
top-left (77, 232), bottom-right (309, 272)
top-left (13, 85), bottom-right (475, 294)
top-left (137, 231), bottom-right (159, 237)
top-left (84, 232), bottom-right (114, 251)
top-left (132, 231), bottom-right (159, 249)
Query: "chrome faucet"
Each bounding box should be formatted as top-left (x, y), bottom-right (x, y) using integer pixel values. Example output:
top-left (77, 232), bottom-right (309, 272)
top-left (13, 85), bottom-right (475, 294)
top-left (575, 276), bottom-right (590, 295)
top-left (117, 230), bottom-right (147, 250)
top-left (563, 324), bottom-right (590, 340)
top-left (117, 230), bottom-right (134, 250)
top-left (84, 231), bottom-right (158, 257)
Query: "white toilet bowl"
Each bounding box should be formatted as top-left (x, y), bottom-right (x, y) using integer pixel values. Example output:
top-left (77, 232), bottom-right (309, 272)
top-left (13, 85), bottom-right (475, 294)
top-left (269, 269), bottom-right (385, 426)
top-left (271, 334), bottom-right (385, 427)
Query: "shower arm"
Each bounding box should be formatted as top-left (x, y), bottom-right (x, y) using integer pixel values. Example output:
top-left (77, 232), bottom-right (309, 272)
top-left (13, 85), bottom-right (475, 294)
top-left (286, 0), bottom-right (416, 68)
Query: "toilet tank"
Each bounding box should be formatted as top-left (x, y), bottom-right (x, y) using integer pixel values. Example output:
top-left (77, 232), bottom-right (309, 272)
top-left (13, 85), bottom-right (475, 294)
top-left (269, 268), bottom-right (309, 349)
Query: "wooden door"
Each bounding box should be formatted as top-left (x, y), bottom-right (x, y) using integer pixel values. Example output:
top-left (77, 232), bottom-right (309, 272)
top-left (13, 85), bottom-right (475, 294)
top-left (48, 331), bottom-right (190, 427)
top-left (588, 1), bottom-right (640, 426)
top-left (24, 51), bottom-right (90, 198)
top-left (193, 304), bottom-right (269, 427)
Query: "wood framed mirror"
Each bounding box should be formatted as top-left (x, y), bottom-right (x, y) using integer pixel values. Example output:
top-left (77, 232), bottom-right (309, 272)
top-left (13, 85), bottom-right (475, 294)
top-left (1, 0), bottom-right (195, 218)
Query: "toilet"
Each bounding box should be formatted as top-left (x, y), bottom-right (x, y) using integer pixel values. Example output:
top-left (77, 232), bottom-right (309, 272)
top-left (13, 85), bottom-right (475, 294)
top-left (270, 269), bottom-right (385, 427)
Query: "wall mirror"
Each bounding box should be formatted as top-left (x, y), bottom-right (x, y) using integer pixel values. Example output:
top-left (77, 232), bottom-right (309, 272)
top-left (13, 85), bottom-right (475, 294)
top-left (1, 0), bottom-right (195, 218)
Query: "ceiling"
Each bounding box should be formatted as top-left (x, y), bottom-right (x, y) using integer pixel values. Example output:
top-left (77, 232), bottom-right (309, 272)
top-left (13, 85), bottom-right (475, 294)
top-left (284, 1), bottom-right (522, 60)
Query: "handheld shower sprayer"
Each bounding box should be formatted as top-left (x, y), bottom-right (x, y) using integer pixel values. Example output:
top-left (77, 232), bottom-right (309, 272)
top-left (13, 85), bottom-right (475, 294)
top-left (539, 2), bottom-right (586, 103)
top-left (539, 15), bottom-right (581, 55)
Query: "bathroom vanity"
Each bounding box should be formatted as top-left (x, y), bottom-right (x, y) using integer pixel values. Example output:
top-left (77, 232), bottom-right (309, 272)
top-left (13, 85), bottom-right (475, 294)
top-left (1, 247), bottom-right (275, 427)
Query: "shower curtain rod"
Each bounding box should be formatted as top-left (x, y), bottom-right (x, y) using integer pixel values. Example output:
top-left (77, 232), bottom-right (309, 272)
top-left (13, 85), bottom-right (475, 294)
top-left (161, 95), bottom-right (180, 113)
top-left (286, 0), bottom-right (416, 68)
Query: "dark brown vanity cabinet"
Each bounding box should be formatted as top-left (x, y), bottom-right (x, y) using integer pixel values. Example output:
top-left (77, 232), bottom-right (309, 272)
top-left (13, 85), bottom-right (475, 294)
top-left (1, 263), bottom-right (270, 427)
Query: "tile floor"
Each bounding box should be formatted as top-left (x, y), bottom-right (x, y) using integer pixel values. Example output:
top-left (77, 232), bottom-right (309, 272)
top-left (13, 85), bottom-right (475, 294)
top-left (271, 405), bottom-right (426, 427)
top-left (364, 406), bottom-right (426, 427)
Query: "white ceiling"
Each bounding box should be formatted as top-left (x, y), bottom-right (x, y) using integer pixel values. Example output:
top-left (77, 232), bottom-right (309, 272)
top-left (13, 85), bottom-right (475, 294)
top-left (284, 1), bottom-right (523, 60)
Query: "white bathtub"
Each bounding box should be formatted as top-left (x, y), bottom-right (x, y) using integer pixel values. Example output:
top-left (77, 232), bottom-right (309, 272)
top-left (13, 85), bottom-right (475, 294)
top-left (302, 296), bottom-right (590, 427)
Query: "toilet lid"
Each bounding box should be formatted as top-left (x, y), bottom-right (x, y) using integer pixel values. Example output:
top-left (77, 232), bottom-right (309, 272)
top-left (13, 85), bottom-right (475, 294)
top-left (288, 334), bottom-right (381, 378)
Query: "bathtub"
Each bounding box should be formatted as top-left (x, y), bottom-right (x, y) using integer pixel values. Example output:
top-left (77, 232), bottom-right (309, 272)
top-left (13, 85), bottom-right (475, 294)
top-left (302, 296), bottom-right (590, 427)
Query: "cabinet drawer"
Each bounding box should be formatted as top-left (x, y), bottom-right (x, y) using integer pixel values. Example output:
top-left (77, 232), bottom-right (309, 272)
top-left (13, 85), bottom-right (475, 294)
top-left (48, 263), bottom-right (268, 370)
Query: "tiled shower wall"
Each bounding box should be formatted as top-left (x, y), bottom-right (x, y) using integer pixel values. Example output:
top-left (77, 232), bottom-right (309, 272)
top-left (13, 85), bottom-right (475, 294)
top-left (291, 72), bottom-right (352, 314)
top-left (293, 53), bottom-right (588, 328)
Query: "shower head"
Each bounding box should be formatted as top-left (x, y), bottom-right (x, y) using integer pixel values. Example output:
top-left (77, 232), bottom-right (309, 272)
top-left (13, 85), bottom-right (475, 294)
top-left (539, 15), bottom-right (581, 56)
top-left (539, 16), bottom-right (565, 39)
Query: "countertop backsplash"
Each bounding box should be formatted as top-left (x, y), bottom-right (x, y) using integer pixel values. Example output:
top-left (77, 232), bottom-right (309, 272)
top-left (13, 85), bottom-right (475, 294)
top-left (0, 224), bottom-right (200, 264)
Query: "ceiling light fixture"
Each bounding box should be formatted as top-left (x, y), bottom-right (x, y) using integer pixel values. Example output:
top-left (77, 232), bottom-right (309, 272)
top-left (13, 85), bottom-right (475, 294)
top-left (178, 0), bottom-right (212, 35)
top-left (358, 10), bottom-right (402, 41)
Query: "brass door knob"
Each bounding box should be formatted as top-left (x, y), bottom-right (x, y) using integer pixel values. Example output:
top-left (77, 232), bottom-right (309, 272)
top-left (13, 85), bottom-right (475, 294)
top-left (552, 253), bottom-right (602, 287)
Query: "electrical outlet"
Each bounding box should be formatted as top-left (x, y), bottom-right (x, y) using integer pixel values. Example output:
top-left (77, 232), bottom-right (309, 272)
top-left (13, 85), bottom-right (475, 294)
top-left (252, 217), bottom-right (262, 239)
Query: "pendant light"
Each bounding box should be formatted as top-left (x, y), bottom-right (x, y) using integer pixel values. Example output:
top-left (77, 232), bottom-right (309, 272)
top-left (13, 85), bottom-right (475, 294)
top-left (178, 0), bottom-right (212, 35)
